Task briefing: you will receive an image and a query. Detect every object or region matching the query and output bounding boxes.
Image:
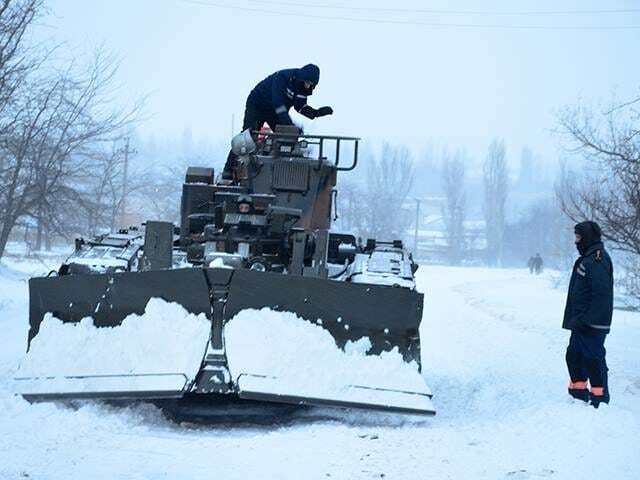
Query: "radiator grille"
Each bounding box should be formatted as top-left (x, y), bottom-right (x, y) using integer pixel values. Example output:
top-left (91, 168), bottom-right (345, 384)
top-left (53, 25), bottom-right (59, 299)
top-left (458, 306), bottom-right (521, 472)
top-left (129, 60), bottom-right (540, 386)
top-left (272, 160), bottom-right (309, 192)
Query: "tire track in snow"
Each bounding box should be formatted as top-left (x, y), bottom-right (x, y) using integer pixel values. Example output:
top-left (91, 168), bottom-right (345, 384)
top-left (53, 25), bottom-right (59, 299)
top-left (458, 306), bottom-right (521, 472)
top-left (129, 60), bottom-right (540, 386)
top-left (417, 267), bottom-right (563, 420)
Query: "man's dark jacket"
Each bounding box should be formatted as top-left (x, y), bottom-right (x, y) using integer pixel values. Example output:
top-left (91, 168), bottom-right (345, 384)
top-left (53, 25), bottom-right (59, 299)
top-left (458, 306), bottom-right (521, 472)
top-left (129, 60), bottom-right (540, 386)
top-left (247, 64), bottom-right (321, 126)
top-left (562, 242), bottom-right (614, 333)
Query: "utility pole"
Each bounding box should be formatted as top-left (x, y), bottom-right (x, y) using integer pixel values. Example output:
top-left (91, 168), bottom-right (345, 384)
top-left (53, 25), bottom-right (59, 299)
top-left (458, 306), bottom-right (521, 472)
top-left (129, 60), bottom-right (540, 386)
top-left (231, 114), bottom-right (236, 138)
top-left (413, 198), bottom-right (421, 258)
top-left (120, 137), bottom-right (134, 228)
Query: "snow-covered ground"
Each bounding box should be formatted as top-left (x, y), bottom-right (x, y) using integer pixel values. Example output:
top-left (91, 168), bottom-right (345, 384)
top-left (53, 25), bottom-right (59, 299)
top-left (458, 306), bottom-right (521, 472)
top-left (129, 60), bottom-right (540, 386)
top-left (1, 257), bottom-right (638, 479)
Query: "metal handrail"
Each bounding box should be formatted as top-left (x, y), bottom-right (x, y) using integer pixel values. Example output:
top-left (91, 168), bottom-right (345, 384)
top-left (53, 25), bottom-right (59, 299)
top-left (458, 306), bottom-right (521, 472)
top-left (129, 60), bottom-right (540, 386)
top-left (252, 130), bottom-right (360, 172)
top-left (253, 131), bottom-right (360, 141)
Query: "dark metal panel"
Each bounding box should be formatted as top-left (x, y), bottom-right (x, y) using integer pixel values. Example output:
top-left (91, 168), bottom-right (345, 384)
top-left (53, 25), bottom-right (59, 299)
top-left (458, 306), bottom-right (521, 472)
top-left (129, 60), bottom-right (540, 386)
top-left (141, 221), bottom-right (174, 270)
top-left (28, 268), bottom-right (216, 348)
top-left (179, 183), bottom-right (215, 243)
top-left (250, 154), bottom-right (334, 231)
top-left (222, 269), bottom-right (423, 364)
top-left (185, 166), bottom-right (214, 184)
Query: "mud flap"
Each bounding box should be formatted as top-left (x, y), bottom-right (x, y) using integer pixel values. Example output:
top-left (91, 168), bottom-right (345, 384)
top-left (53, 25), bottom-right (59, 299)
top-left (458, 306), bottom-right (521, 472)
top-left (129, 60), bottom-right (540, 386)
top-left (237, 374), bottom-right (435, 415)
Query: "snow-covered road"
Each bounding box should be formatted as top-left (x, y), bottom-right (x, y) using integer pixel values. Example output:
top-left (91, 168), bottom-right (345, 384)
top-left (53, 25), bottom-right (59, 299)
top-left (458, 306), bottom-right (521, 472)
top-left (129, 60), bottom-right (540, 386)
top-left (1, 260), bottom-right (638, 479)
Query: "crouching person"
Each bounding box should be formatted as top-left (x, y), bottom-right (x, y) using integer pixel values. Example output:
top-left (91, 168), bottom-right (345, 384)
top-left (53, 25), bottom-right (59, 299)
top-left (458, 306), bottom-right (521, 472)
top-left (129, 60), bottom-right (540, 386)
top-left (563, 221), bottom-right (613, 408)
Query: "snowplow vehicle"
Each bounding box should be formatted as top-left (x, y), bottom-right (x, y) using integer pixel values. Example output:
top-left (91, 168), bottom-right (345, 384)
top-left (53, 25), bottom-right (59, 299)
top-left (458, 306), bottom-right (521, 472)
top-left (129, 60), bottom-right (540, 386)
top-left (14, 126), bottom-right (435, 417)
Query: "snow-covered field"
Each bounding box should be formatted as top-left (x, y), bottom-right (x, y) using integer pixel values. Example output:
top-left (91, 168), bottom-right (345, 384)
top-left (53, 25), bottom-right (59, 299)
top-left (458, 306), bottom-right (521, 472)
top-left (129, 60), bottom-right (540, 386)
top-left (1, 257), bottom-right (639, 479)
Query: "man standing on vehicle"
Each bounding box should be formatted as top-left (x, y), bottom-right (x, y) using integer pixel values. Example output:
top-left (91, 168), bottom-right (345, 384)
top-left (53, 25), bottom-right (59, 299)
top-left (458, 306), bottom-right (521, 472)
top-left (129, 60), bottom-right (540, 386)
top-left (563, 221), bottom-right (613, 408)
top-left (223, 64), bottom-right (334, 179)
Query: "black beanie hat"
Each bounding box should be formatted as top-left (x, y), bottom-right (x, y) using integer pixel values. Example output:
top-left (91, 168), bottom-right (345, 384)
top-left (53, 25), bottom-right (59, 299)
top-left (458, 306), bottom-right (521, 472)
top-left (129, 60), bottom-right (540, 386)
top-left (298, 64), bottom-right (320, 85)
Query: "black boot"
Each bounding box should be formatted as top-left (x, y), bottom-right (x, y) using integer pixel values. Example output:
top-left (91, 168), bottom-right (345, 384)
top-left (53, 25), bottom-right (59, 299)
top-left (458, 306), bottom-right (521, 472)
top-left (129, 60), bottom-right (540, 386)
top-left (568, 388), bottom-right (589, 403)
top-left (589, 389), bottom-right (610, 408)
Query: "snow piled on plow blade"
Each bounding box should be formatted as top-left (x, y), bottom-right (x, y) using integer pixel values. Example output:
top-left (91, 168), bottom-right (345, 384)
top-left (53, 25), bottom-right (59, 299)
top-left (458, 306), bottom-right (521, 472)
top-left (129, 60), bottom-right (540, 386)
top-left (14, 299), bottom-right (210, 399)
top-left (225, 308), bottom-right (435, 415)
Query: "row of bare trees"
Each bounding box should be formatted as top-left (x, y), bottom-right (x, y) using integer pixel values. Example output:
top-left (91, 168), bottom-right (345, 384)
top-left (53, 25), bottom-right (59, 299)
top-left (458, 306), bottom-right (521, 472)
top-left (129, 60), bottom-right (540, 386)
top-left (336, 143), bottom-right (415, 244)
top-left (439, 140), bottom-right (510, 266)
top-left (441, 151), bottom-right (466, 264)
top-left (483, 139), bottom-right (509, 266)
top-left (0, 0), bottom-right (139, 258)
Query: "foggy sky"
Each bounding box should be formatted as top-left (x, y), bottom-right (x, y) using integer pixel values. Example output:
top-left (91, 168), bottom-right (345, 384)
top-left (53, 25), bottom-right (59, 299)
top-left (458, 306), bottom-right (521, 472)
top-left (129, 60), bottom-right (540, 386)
top-left (38, 0), bottom-right (640, 165)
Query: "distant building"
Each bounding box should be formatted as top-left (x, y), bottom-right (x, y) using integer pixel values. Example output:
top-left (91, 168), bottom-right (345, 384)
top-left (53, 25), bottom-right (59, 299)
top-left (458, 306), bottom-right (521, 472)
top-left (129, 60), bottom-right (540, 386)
top-left (404, 198), bottom-right (487, 264)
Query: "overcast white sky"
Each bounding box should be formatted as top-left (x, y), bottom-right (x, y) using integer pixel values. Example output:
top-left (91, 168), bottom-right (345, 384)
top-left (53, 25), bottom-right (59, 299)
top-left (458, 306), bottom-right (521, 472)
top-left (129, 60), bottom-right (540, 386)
top-left (39, 0), bottom-right (640, 163)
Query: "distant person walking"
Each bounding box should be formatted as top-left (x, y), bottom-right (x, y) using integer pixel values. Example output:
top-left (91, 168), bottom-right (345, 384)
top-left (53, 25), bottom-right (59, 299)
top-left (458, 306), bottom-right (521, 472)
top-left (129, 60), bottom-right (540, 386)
top-left (533, 253), bottom-right (543, 274)
top-left (527, 253), bottom-right (543, 274)
top-left (527, 255), bottom-right (536, 274)
top-left (563, 221), bottom-right (613, 408)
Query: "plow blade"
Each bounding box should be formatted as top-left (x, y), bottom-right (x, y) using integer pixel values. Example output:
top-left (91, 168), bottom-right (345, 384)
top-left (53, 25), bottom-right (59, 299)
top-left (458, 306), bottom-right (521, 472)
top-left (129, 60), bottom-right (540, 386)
top-left (18, 267), bottom-right (429, 415)
top-left (223, 270), bottom-right (431, 415)
top-left (224, 269), bottom-right (424, 365)
top-left (17, 269), bottom-right (216, 401)
top-left (237, 374), bottom-right (435, 415)
top-left (26, 268), bottom-right (223, 345)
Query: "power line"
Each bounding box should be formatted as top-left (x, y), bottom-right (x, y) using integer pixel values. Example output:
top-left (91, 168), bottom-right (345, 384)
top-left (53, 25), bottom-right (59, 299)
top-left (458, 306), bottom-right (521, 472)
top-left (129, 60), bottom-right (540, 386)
top-left (245, 0), bottom-right (640, 17)
top-left (182, 0), bottom-right (640, 30)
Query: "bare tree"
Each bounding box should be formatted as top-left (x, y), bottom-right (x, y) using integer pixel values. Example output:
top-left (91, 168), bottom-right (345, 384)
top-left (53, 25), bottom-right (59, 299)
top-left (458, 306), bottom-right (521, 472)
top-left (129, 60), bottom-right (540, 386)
top-left (557, 96), bottom-right (640, 256)
top-left (359, 143), bottom-right (415, 242)
top-left (333, 180), bottom-right (360, 235)
top-left (557, 93), bottom-right (640, 305)
top-left (441, 150), bottom-right (466, 265)
top-left (618, 254), bottom-right (640, 309)
top-left (0, 0), bottom-right (42, 129)
top-left (483, 138), bottom-right (509, 266)
top-left (66, 138), bottom-right (145, 237)
top-left (0, 49), bottom-right (139, 258)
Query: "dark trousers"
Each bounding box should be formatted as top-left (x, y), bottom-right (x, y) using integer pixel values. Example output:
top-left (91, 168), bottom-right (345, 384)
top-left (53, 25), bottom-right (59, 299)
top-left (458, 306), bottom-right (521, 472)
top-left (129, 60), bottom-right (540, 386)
top-left (223, 98), bottom-right (279, 174)
top-left (566, 330), bottom-right (609, 397)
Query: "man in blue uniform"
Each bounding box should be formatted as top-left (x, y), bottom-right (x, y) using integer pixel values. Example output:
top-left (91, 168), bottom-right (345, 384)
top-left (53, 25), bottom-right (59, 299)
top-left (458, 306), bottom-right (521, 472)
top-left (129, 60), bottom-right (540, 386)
top-left (223, 64), bottom-right (333, 179)
top-left (563, 221), bottom-right (614, 408)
